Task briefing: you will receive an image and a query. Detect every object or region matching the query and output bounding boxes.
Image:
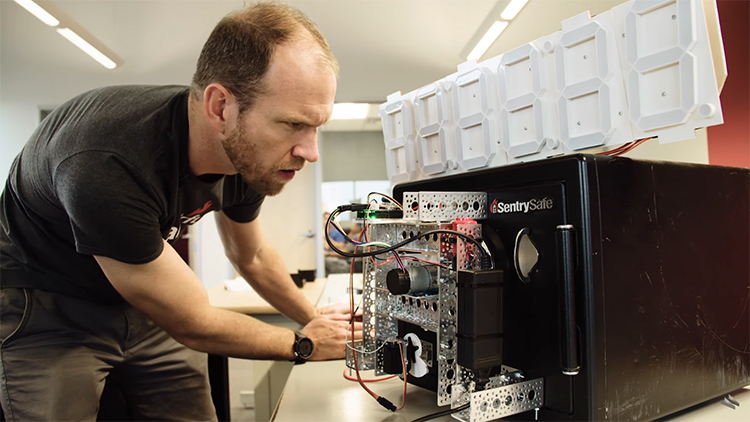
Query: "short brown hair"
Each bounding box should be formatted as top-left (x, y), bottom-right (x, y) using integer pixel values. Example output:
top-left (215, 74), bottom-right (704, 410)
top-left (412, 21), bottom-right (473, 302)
top-left (191, 2), bottom-right (338, 112)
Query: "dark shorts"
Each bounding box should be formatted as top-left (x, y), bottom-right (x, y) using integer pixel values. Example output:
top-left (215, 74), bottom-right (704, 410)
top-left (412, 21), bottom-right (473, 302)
top-left (0, 288), bottom-right (217, 421)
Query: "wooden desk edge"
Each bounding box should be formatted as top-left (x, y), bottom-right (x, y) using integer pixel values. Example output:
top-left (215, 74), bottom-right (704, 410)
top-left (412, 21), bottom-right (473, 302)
top-left (208, 278), bottom-right (327, 313)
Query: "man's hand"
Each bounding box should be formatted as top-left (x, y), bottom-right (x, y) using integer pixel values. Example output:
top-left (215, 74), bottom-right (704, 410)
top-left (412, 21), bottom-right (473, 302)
top-left (318, 302), bottom-right (363, 321)
top-left (301, 315), bottom-right (363, 361)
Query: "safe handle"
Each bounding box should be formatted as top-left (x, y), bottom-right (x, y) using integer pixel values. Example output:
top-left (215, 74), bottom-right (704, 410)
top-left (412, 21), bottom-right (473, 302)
top-left (556, 224), bottom-right (580, 376)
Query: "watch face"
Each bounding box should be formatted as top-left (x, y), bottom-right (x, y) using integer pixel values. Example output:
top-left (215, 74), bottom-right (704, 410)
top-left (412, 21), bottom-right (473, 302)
top-left (298, 337), bottom-right (314, 359)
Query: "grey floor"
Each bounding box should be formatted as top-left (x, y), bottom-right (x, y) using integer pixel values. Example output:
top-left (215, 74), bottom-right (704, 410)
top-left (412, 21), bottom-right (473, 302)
top-left (230, 406), bottom-right (256, 422)
top-left (228, 358), bottom-right (257, 422)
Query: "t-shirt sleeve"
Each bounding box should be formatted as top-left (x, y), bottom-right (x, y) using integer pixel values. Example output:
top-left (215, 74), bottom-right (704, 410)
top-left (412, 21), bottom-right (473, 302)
top-left (221, 178), bottom-right (265, 223)
top-left (54, 151), bottom-right (166, 264)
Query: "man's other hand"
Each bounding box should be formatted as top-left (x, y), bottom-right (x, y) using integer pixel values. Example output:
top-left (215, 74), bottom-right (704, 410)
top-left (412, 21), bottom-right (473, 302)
top-left (301, 315), bottom-right (362, 361)
top-left (318, 302), bottom-right (363, 321)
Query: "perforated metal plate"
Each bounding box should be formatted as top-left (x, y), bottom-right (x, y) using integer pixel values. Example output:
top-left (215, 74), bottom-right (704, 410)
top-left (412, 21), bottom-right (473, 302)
top-left (348, 207), bottom-right (501, 412)
top-left (402, 192), bottom-right (487, 221)
top-left (451, 378), bottom-right (544, 422)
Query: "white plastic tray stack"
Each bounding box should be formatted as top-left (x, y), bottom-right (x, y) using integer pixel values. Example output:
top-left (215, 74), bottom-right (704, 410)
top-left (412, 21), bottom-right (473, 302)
top-left (381, 0), bottom-right (726, 184)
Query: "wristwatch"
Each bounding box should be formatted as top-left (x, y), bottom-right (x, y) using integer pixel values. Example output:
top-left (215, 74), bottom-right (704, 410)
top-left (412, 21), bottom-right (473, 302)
top-left (291, 330), bottom-right (314, 365)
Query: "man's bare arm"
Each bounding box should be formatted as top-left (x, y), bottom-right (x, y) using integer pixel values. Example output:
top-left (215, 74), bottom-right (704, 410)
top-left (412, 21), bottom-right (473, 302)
top-left (215, 213), bottom-right (320, 325)
top-left (95, 242), bottom-right (349, 361)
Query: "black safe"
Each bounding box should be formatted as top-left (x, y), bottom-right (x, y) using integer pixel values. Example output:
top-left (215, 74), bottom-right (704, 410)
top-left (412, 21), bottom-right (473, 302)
top-left (393, 154), bottom-right (750, 421)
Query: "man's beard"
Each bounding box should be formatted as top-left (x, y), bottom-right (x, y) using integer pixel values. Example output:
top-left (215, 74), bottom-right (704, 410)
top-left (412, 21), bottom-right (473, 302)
top-left (222, 125), bottom-right (289, 196)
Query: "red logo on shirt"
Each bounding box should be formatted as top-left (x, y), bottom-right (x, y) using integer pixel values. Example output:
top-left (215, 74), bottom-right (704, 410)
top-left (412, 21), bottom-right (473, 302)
top-left (187, 201), bottom-right (212, 216)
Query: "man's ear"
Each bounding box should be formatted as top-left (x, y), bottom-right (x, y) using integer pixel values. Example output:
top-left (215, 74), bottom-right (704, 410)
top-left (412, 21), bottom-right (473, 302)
top-left (203, 83), bottom-right (239, 134)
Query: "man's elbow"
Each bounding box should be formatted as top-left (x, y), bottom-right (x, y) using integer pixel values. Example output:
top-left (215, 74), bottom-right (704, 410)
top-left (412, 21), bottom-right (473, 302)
top-left (225, 244), bottom-right (263, 272)
top-left (231, 251), bottom-right (266, 279)
top-left (156, 312), bottom-right (213, 353)
top-left (174, 333), bottom-right (208, 353)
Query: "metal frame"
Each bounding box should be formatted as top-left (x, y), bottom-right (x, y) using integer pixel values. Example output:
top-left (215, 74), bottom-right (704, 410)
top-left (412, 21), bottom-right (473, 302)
top-left (345, 192), bottom-right (542, 421)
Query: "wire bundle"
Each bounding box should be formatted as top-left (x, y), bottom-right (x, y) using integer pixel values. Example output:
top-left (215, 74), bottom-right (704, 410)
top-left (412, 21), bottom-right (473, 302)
top-left (332, 192), bottom-right (492, 419)
top-left (597, 136), bottom-right (655, 156)
top-left (342, 197), bottom-right (408, 411)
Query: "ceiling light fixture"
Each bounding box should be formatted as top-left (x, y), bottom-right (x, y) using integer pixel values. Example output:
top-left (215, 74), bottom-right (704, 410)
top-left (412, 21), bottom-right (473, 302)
top-left (13, 0), bottom-right (59, 26)
top-left (500, 0), bottom-right (530, 20)
top-left (14, 0), bottom-right (119, 69)
top-left (466, 21), bottom-right (508, 61)
top-left (330, 103), bottom-right (370, 120)
top-left (56, 28), bottom-right (117, 70)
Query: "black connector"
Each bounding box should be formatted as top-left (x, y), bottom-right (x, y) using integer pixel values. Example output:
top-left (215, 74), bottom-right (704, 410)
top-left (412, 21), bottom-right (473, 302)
top-left (382, 341), bottom-right (404, 374)
top-left (377, 396), bottom-right (397, 412)
top-left (480, 254), bottom-right (492, 270)
top-left (341, 203), bottom-right (369, 212)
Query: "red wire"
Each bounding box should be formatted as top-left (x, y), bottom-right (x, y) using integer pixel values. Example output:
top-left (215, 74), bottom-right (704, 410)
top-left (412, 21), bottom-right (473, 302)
top-left (597, 137), bottom-right (655, 156)
top-left (599, 141), bottom-right (633, 155)
top-left (374, 256), bottom-right (447, 268)
top-left (396, 342), bottom-right (407, 411)
top-left (615, 138), bottom-right (651, 155)
top-left (349, 222), bottom-right (408, 410)
top-left (350, 232), bottom-right (379, 399)
top-left (342, 369), bottom-right (396, 382)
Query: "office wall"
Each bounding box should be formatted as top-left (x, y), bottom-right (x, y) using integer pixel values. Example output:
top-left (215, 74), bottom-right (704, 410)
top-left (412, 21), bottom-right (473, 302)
top-left (707, 0), bottom-right (750, 168)
top-left (319, 131), bottom-right (388, 182)
top-left (0, 0), bottom-right (213, 183)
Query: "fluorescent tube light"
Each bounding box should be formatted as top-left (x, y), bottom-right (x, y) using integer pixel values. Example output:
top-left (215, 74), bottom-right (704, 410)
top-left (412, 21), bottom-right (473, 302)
top-left (14, 0), bottom-right (59, 26)
top-left (56, 28), bottom-right (117, 69)
top-left (466, 21), bottom-right (508, 61)
top-left (501, 0), bottom-right (530, 20)
top-left (331, 103), bottom-right (369, 120)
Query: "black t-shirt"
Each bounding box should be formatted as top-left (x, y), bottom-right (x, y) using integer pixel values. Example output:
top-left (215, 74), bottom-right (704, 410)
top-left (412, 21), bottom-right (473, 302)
top-left (0, 85), bottom-right (265, 303)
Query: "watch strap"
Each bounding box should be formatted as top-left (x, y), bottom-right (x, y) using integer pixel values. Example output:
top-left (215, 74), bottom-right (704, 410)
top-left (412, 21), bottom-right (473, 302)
top-left (291, 330), bottom-right (311, 365)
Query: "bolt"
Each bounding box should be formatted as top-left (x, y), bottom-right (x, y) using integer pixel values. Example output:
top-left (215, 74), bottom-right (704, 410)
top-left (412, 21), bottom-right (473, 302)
top-left (524, 126), bottom-right (528, 130)
top-left (619, 111), bottom-right (623, 116)
top-left (672, 14), bottom-right (677, 20)
top-left (662, 92), bottom-right (667, 97)
top-left (622, 33), bottom-right (625, 38)
top-left (577, 121), bottom-right (582, 125)
top-left (583, 55), bottom-right (588, 59)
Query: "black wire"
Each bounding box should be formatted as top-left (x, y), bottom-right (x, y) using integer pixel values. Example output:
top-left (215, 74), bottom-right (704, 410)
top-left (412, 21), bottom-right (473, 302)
top-left (348, 305), bottom-right (361, 325)
top-left (410, 403), bottom-right (470, 422)
top-left (325, 207), bottom-right (491, 264)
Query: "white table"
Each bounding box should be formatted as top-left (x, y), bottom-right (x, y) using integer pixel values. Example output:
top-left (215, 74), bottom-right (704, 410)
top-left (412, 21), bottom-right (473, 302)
top-left (274, 360), bottom-right (750, 422)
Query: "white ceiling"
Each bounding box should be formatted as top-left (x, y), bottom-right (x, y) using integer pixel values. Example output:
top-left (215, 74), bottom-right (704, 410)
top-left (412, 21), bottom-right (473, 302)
top-left (1, 0), bottom-right (627, 105)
